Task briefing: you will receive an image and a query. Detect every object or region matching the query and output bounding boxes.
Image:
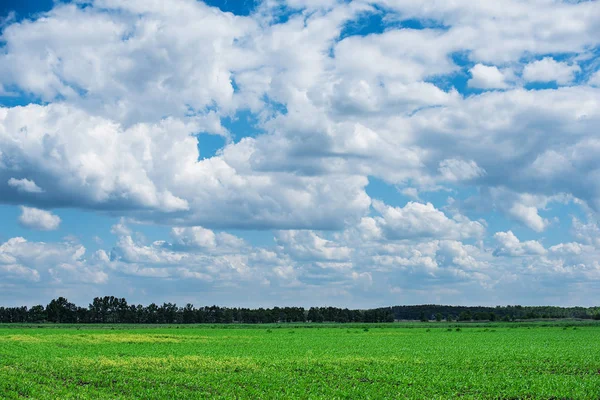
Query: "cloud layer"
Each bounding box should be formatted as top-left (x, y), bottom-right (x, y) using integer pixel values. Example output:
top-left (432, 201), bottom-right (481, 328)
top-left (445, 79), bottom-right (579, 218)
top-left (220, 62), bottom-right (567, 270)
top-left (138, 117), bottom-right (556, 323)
top-left (1, 0), bottom-right (600, 306)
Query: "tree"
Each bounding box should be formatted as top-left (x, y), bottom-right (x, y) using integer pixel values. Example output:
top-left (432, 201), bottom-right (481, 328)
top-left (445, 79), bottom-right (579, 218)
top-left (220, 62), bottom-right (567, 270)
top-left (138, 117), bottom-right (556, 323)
top-left (307, 307), bottom-right (324, 322)
top-left (435, 313), bottom-right (443, 322)
top-left (46, 297), bottom-right (77, 323)
top-left (28, 305), bottom-right (46, 322)
top-left (146, 303), bottom-right (159, 323)
top-left (182, 304), bottom-right (195, 324)
top-left (458, 311), bottom-right (472, 321)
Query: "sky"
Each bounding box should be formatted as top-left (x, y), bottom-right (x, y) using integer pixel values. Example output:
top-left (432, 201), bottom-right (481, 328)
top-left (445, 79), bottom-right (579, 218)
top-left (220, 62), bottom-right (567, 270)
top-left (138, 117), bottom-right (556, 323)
top-left (2, 0), bottom-right (600, 308)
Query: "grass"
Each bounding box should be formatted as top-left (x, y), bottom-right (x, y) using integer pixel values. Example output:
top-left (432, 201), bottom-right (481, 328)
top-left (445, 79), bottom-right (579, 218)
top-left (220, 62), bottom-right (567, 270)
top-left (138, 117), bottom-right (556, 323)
top-left (1, 321), bottom-right (600, 399)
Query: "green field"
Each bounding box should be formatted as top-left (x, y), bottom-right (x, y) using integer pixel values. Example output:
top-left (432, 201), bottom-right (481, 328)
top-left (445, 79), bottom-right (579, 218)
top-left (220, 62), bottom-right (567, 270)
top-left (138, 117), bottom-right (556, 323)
top-left (1, 322), bottom-right (600, 399)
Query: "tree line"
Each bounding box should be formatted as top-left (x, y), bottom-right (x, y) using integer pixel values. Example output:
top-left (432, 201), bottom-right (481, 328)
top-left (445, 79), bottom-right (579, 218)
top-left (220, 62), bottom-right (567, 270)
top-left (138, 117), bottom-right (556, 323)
top-left (0, 297), bottom-right (599, 324)
top-left (391, 305), bottom-right (600, 322)
top-left (0, 296), bottom-right (394, 324)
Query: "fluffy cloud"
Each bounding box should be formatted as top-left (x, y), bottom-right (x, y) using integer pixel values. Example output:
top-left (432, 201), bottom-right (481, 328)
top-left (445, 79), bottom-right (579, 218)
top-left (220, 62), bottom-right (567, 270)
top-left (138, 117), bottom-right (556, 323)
top-left (4, 214), bottom-right (600, 306)
top-left (0, 237), bottom-right (106, 285)
top-left (18, 206), bottom-right (61, 231)
top-left (8, 178), bottom-right (43, 193)
top-left (0, 263), bottom-right (40, 283)
top-left (171, 226), bottom-right (218, 250)
top-left (170, 226), bottom-right (246, 252)
top-left (410, 87), bottom-right (600, 213)
top-left (0, 1), bottom-right (255, 125)
top-left (522, 57), bottom-right (581, 85)
top-left (0, 103), bottom-right (370, 229)
top-left (375, 0), bottom-right (600, 63)
top-left (507, 203), bottom-right (548, 233)
top-left (468, 64), bottom-right (509, 89)
top-left (275, 230), bottom-right (352, 261)
top-left (371, 200), bottom-right (485, 240)
top-left (103, 225), bottom-right (271, 285)
top-left (2, 1), bottom-right (600, 231)
top-left (493, 231), bottom-right (546, 257)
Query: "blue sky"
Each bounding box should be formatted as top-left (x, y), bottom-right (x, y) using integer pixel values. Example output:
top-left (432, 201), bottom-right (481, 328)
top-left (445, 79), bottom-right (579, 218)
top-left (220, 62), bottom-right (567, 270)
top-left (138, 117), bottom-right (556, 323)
top-left (1, 0), bottom-right (600, 308)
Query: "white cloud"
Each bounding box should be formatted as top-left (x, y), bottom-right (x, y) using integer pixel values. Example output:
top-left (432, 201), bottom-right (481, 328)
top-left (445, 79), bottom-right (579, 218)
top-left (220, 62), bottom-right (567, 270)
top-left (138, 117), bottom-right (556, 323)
top-left (371, 200), bottom-right (485, 240)
top-left (0, 103), bottom-right (370, 229)
top-left (275, 230), bottom-right (353, 261)
top-left (522, 57), bottom-right (581, 84)
top-left (170, 226), bottom-right (246, 252)
top-left (105, 233), bottom-right (269, 285)
top-left (2, 1), bottom-right (600, 233)
top-left (507, 203), bottom-right (548, 233)
top-left (468, 64), bottom-right (509, 89)
top-left (171, 226), bottom-right (217, 250)
top-left (438, 158), bottom-right (485, 182)
top-left (8, 178), bottom-right (43, 193)
top-left (110, 218), bottom-right (132, 236)
top-left (334, 28), bottom-right (457, 84)
top-left (401, 187), bottom-right (420, 200)
top-left (0, 237), bottom-right (106, 285)
top-left (571, 217), bottom-right (600, 247)
top-left (0, 263), bottom-right (40, 282)
top-left (18, 206), bottom-right (61, 231)
top-left (376, 0), bottom-right (600, 63)
top-left (588, 70), bottom-right (600, 87)
top-left (549, 242), bottom-right (585, 257)
top-left (409, 87), bottom-right (600, 216)
top-left (4, 213), bottom-right (600, 306)
top-left (437, 240), bottom-right (486, 271)
top-left (493, 231), bottom-right (546, 257)
top-left (0, 2), bottom-right (256, 126)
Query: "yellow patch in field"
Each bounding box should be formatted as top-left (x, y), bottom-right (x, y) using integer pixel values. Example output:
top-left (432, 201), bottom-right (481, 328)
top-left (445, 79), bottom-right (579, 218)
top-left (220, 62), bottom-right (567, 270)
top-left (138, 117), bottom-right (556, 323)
top-left (0, 335), bottom-right (45, 343)
top-left (79, 334), bottom-right (185, 344)
top-left (74, 355), bottom-right (260, 372)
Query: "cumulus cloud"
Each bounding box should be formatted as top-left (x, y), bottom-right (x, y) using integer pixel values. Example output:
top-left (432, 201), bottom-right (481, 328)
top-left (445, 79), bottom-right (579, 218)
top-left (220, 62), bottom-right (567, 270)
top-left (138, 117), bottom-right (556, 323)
top-left (0, 263), bottom-right (40, 282)
top-left (8, 178), bottom-right (43, 193)
top-left (275, 230), bottom-right (352, 261)
top-left (2, 0), bottom-right (600, 232)
top-left (410, 87), bottom-right (600, 215)
top-left (103, 232), bottom-right (274, 286)
top-left (522, 57), bottom-right (581, 84)
top-left (507, 203), bottom-right (548, 233)
top-left (0, 104), bottom-right (370, 229)
top-left (0, 237), bottom-right (106, 285)
top-left (371, 200), bottom-right (485, 240)
top-left (18, 206), bottom-right (61, 231)
top-left (375, 0), bottom-right (600, 63)
top-left (468, 64), bottom-right (509, 89)
top-left (0, 1), bottom-right (255, 125)
top-left (171, 226), bottom-right (217, 250)
top-left (170, 226), bottom-right (246, 252)
top-left (493, 231), bottom-right (546, 257)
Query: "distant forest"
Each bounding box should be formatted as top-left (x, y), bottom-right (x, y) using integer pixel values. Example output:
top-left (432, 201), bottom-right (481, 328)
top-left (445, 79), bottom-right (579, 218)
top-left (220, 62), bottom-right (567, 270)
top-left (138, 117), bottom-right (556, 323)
top-left (1, 297), bottom-right (600, 324)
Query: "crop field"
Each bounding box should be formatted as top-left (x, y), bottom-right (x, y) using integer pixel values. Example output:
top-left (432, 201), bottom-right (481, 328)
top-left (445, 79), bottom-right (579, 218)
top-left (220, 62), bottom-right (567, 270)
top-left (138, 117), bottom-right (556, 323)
top-left (1, 322), bottom-right (600, 399)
